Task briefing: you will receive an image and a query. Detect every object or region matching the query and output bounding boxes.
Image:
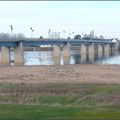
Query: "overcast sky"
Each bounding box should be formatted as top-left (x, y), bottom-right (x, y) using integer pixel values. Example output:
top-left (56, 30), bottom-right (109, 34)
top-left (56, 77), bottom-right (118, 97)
top-left (0, 1), bottom-right (120, 38)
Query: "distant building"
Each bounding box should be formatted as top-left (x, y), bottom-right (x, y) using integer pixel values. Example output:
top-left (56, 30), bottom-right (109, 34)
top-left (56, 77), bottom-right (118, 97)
top-left (90, 30), bottom-right (94, 39)
top-left (83, 34), bottom-right (90, 40)
top-left (112, 38), bottom-right (119, 43)
top-left (83, 34), bottom-right (90, 38)
top-left (99, 35), bottom-right (104, 39)
top-left (48, 31), bottom-right (60, 39)
top-left (83, 30), bottom-right (95, 40)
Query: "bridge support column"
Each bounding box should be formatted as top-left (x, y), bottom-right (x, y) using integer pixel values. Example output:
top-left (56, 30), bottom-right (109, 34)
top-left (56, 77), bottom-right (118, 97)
top-left (111, 43), bottom-right (119, 51)
top-left (81, 44), bottom-right (87, 64)
top-left (109, 45), bottom-right (113, 55)
top-left (111, 44), bottom-right (119, 55)
top-left (63, 44), bottom-right (70, 65)
top-left (1, 46), bottom-right (10, 65)
top-left (89, 44), bottom-right (94, 64)
top-left (115, 44), bottom-right (119, 51)
top-left (53, 45), bottom-right (60, 65)
top-left (14, 41), bottom-right (24, 65)
top-left (104, 44), bottom-right (110, 57)
top-left (98, 45), bottom-right (103, 58)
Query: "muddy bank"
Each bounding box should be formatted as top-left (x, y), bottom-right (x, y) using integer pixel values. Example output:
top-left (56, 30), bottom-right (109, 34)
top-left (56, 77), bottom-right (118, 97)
top-left (0, 65), bottom-right (120, 84)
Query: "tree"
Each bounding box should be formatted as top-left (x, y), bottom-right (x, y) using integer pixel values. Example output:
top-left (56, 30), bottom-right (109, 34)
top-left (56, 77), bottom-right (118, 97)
top-left (0, 33), bottom-right (10, 39)
top-left (67, 36), bottom-right (71, 39)
top-left (74, 34), bottom-right (81, 39)
top-left (40, 36), bottom-right (43, 39)
top-left (0, 33), bottom-right (25, 40)
top-left (16, 33), bottom-right (25, 39)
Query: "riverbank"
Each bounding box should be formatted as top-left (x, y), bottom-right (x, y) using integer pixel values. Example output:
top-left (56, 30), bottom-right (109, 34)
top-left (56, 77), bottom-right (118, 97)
top-left (0, 83), bottom-right (120, 120)
top-left (0, 65), bottom-right (120, 119)
top-left (0, 64), bottom-right (120, 84)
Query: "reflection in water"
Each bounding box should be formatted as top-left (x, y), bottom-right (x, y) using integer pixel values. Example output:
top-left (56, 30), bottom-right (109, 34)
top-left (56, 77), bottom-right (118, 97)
top-left (71, 54), bottom-right (81, 64)
top-left (70, 51), bottom-right (81, 64)
top-left (95, 51), bottom-right (120, 65)
top-left (23, 50), bottom-right (120, 65)
top-left (24, 51), bottom-right (54, 65)
top-left (0, 49), bottom-right (120, 65)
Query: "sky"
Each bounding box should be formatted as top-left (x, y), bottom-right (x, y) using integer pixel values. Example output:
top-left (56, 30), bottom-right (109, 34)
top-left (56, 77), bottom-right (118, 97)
top-left (0, 1), bottom-right (120, 38)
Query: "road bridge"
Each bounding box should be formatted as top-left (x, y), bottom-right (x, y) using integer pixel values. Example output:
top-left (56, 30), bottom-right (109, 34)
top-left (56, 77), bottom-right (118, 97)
top-left (0, 38), bottom-right (118, 65)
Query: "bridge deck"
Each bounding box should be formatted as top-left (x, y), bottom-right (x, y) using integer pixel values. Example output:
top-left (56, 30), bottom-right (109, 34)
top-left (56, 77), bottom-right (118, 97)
top-left (0, 38), bottom-right (115, 47)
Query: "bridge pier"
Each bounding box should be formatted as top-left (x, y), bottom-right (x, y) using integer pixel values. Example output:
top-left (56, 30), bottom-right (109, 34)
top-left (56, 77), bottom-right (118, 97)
top-left (1, 46), bottom-right (10, 65)
top-left (53, 45), bottom-right (60, 65)
top-left (14, 42), bottom-right (24, 65)
top-left (89, 44), bottom-right (94, 64)
top-left (98, 45), bottom-right (103, 58)
top-left (0, 39), bottom-right (115, 66)
top-left (111, 43), bottom-right (119, 51)
top-left (111, 44), bottom-right (119, 55)
top-left (109, 45), bottom-right (113, 55)
top-left (63, 43), bottom-right (70, 65)
top-left (104, 44), bottom-right (110, 57)
top-left (81, 44), bottom-right (87, 64)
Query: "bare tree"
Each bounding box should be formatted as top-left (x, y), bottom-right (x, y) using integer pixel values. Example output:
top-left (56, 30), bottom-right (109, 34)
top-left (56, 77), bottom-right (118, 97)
top-left (0, 33), bottom-right (10, 40)
top-left (0, 33), bottom-right (25, 40)
top-left (74, 34), bottom-right (81, 40)
top-left (16, 33), bottom-right (25, 39)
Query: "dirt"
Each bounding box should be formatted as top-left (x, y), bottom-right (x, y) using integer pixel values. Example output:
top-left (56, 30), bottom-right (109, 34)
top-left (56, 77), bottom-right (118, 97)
top-left (0, 64), bottom-right (120, 84)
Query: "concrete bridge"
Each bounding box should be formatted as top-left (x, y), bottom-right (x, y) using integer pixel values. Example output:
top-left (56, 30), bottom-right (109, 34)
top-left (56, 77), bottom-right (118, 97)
top-left (0, 38), bottom-right (118, 65)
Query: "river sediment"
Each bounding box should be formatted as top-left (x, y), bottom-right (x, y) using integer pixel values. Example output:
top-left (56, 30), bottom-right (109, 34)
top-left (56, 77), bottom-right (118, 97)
top-left (0, 65), bottom-right (120, 84)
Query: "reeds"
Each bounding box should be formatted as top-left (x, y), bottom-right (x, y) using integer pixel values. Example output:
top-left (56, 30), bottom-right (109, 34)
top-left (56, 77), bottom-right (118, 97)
top-left (0, 83), bottom-right (119, 107)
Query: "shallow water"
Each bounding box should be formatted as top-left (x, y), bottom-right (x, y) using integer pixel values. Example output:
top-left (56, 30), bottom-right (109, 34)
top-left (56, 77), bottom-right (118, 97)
top-left (23, 50), bottom-right (120, 65)
top-left (1, 49), bottom-right (120, 65)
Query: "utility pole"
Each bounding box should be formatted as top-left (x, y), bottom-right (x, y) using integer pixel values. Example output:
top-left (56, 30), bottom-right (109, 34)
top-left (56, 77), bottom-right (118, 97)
top-left (10, 25), bottom-right (13, 39)
top-left (30, 27), bottom-right (34, 38)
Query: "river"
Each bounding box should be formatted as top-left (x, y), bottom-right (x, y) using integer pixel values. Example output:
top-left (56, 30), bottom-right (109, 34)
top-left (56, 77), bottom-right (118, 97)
top-left (13, 50), bottom-right (120, 65)
top-left (0, 48), bottom-right (119, 65)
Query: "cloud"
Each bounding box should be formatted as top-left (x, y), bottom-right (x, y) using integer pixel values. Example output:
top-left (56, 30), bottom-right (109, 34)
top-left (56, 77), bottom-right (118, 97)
top-left (0, 1), bottom-right (120, 38)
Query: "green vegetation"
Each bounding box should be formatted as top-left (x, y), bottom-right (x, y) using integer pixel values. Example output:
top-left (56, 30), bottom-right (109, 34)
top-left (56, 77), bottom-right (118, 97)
top-left (0, 105), bottom-right (120, 120)
top-left (0, 83), bottom-right (120, 120)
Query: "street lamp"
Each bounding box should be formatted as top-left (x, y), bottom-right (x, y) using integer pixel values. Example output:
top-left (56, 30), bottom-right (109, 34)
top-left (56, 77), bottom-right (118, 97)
top-left (63, 30), bottom-right (65, 39)
top-left (48, 29), bottom-right (51, 38)
top-left (30, 27), bottom-right (34, 38)
top-left (10, 25), bottom-right (13, 38)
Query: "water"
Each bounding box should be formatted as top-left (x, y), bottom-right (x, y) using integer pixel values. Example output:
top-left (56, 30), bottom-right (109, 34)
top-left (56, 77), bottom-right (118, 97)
top-left (23, 50), bottom-right (120, 65)
top-left (1, 49), bottom-right (120, 65)
top-left (24, 51), bottom-right (54, 65)
top-left (95, 53), bottom-right (120, 65)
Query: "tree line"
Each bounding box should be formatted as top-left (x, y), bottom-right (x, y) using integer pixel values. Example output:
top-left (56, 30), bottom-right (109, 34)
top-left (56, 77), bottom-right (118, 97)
top-left (0, 33), bottom-right (25, 39)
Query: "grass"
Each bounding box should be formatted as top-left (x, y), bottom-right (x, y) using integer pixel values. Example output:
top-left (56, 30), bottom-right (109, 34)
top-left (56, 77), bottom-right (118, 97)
top-left (0, 83), bottom-right (120, 119)
top-left (0, 105), bottom-right (120, 120)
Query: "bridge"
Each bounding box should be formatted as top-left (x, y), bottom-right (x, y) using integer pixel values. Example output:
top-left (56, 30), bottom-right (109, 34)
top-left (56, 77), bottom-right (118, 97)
top-left (0, 38), bottom-right (114, 46)
top-left (0, 38), bottom-right (118, 65)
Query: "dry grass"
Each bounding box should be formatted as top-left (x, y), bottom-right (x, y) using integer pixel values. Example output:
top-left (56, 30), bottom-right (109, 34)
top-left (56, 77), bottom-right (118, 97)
top-left (0, 83), bottom-right (120, 107)
top-left (0, 65), bottom-right (120, 84)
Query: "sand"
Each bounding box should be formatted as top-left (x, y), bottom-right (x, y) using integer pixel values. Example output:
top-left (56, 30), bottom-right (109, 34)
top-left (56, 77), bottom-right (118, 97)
top-left (0, 64), bottom-right (120, 84)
